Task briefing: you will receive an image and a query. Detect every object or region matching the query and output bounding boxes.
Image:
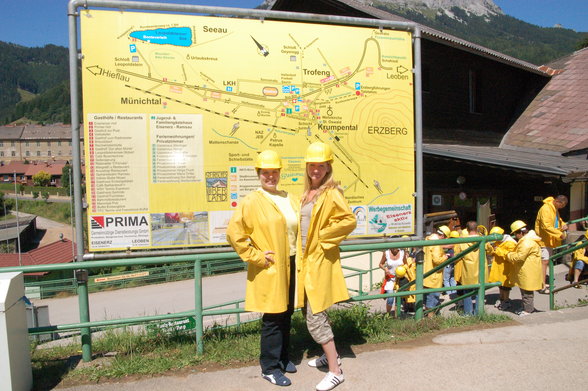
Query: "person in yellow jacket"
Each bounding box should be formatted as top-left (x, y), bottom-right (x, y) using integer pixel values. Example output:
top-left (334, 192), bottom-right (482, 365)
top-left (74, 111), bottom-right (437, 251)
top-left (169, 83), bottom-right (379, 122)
top-left (297, 142), bottom-right (356, 391)
top-left (454, 221), bottom-right (488, 315)
top-left (534, 195), bottom-right (568, 293)
top-left (226, 150), bottom-right (299, 387)
top-left (423, 225), bottom-right (449, 316)
top-left (487, 226), bottom-right (517, 310)
top-left (453, 228), bottom-right (471, 284)
top-left (567, 232), bottom-right (588, 287)
top-left (506, 220), bottom-right (543, 316)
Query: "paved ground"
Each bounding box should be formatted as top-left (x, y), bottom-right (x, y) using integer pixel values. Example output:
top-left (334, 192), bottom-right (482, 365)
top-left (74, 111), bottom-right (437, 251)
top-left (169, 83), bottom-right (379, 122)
top-left (12, 210), bottom-right (74, 247)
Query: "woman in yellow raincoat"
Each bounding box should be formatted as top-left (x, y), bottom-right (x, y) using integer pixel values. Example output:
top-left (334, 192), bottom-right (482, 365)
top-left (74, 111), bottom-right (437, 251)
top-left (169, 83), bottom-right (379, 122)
top-left (226, 150), bottom-right (299, 387)
top-left (487, 226), bottom-right (517, 310)
top-left (297, 142), bottom-right (356, 391)
top-left (506, 220), bottom-right (542, 316)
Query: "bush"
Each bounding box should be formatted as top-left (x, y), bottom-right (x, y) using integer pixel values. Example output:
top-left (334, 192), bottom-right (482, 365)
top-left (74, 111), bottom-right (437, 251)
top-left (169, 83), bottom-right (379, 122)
top-left (41, 191), bottom-right (50, 202)
top-left (32, 191), bottom-right (39, 199)
top-left (33, 171), bottom-right (51, 187)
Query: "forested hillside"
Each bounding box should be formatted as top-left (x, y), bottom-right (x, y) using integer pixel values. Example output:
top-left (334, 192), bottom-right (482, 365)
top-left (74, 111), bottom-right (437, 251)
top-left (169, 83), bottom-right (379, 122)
top-left (0, 42), bottom-right (70, 125)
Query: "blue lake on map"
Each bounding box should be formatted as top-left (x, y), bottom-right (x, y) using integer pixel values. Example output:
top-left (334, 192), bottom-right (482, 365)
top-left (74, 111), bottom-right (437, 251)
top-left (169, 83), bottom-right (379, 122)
top-left (130, 27), bottom-right (192, 46)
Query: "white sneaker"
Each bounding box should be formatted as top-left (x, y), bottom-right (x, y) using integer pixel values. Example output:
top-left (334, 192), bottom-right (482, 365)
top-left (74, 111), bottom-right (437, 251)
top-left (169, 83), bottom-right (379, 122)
top-left (308, 353), bottom-right (341, 368)
top-left (316, 371), bottom-right (345, 391)
top-left (493, 300), bottom-right (501, 308)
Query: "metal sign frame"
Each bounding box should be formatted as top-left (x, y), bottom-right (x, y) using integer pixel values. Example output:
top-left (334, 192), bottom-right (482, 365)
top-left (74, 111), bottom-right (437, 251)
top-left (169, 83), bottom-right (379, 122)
top-left (68, 0), bottom-right (424, 260)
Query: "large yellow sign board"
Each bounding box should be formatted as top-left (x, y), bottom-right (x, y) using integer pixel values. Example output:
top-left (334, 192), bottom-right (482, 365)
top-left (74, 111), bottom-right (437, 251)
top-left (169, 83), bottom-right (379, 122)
top-left (80, 10), bottom-right (415, 251)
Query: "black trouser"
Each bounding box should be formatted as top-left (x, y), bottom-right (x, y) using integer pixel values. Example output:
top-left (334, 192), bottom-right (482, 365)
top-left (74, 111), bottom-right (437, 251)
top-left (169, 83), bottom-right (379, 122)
top-left (260, 255), bottom-right (296, 374)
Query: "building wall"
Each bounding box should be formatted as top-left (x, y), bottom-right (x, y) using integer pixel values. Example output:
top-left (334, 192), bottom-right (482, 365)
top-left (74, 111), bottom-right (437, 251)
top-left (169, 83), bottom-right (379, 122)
top-left (0, 139), bottom-right (84, 162)
top-left (421, 40), bottom-right (548, 144)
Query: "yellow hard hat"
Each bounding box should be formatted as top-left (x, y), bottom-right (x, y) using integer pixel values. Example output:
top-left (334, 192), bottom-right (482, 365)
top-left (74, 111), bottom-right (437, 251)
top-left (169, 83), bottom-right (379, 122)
top-left (437, 225), bottom-right (451, 238)
top-left (395, 266), bottom-right (406, 279)
top-left (449, 231), bottom-right (460, 238)
top-left (255, 150), bottom-right (282, 169)
top-left (489, 226), bottom-right (504, 235)
top-left (510, 220), bottom-right (527, 234)
top-left (305, 142), bottom-right (333, 163)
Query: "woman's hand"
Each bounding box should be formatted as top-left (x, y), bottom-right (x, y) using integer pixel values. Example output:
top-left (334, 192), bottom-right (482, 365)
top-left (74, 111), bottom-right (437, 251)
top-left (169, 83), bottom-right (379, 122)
top-left (264, 251), bottom-right (275, 268)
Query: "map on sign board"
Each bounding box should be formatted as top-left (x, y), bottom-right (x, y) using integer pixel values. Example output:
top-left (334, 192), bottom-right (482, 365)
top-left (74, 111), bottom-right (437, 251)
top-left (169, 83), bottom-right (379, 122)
top-left (80, 10), bottom-right (415, 251)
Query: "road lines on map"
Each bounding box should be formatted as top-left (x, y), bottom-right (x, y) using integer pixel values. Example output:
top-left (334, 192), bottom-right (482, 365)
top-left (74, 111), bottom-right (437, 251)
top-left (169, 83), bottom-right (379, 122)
top-left (125, 84), bottom-right (299, 134)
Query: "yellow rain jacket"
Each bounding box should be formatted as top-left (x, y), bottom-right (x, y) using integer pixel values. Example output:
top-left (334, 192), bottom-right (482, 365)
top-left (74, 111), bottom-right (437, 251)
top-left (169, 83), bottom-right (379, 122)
top-left (454, 234), bottom-right (488, 285)
top-left (506, 230), bottom-right (542, 291)
top-left (488, 236), bottom-right (517, 287)
top-left (423, 233), bottom-right (447, 288)
top-left (394, 255), bottom-right (416, 303)
top-left (226, 190), bottom-right (299, 314)
top-left (534, 197), bottom-right (565, 248)
top-left (296, 187), bottom-right (356, 313)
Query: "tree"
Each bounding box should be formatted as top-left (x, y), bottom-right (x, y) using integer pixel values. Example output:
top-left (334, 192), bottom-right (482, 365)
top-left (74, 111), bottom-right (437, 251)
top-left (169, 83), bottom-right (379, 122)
top-left (61, 165), bottom-right (71, 195)
top-left (41, 191), bottom-right (50, 202)
top-left (577, 35), bottom-right (588, 50)
top-left (32, 170), bottom-right (51, 186)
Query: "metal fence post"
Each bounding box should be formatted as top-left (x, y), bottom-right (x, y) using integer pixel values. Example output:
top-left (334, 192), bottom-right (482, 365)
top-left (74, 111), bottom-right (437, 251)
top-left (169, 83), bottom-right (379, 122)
top-left (477, 241), bottom-right (486, 316)
top-left (549, 259), bottom-right (555, 310)
top-left (369, 252), bottom-right (373, 289)
top-left (194, 258), bottom-right (204, 354)
top-left (415, 249), bottom-right (424, 320)
top-left (75, 269), bottom-right (92, 361)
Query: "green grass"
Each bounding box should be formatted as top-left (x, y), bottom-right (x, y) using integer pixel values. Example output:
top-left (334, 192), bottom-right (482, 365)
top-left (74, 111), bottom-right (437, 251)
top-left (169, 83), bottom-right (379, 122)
top-left (3, 198), bottom-right (73, 225)
top-left (31, 305), bottom-right (510, 389)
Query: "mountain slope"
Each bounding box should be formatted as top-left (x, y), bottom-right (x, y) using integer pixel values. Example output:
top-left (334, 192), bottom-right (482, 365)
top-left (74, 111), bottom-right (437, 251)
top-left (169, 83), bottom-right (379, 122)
top-left (260, 0), bottom-right (586, 65)
top-left (0, 42), bottom-right (69, 125)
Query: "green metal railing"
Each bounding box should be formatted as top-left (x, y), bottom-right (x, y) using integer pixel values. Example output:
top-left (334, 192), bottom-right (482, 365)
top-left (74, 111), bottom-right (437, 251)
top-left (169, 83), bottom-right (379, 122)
top-left (0, 233), bottom-right (505, 362)
top-left (545, 215), bottom-right (588, 310)
top-left (548, 237), bottom-right (588, 309)
top-left (24, 258), bottom-right (246, 299)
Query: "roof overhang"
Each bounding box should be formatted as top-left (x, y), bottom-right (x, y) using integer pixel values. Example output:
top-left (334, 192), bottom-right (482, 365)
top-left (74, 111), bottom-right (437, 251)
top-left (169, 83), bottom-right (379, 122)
top-left (424, 144), bottom-right (588, 178)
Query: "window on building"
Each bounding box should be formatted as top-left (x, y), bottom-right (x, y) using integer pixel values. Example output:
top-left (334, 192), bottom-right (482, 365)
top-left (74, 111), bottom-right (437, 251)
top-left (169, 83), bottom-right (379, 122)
top-left (58, 141), bottom-right (62, 146)
top-left (11, 151), bottom-right (16, 157)
top-left (58, 151), bottom-right (62, 156)
top-left (10, 141), bottom-right (15, 147)
top-left (48, 151), bottom-right (52, 156)
top-left (468, 69), bottom-right (482, 114)
top-left (47, 141), bottom-right (51, 147)
top-left (0, 141), bottom-right (3, 147)
top-left (26, 151), bottom-right (30, 157)
top-left (36, 141), bottom-right (40, 147)
top-left (25, 141), bottom-right (29, 147)
top-left (69, 141), bottom-right (72, 146)
top-left (36, 151), bottom-right (41, 156)
top-left (0, 152), bottom-right (3, 157)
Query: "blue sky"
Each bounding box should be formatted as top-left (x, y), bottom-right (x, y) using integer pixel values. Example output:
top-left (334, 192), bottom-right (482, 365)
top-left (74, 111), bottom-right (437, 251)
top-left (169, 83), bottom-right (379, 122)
top-left (0, 0), bottom-right (586, 48)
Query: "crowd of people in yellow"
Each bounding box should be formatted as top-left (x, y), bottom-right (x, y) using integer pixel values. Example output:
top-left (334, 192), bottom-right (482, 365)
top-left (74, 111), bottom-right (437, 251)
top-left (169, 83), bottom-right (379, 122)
top-left (381, 195), bottom-right (583, 319)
